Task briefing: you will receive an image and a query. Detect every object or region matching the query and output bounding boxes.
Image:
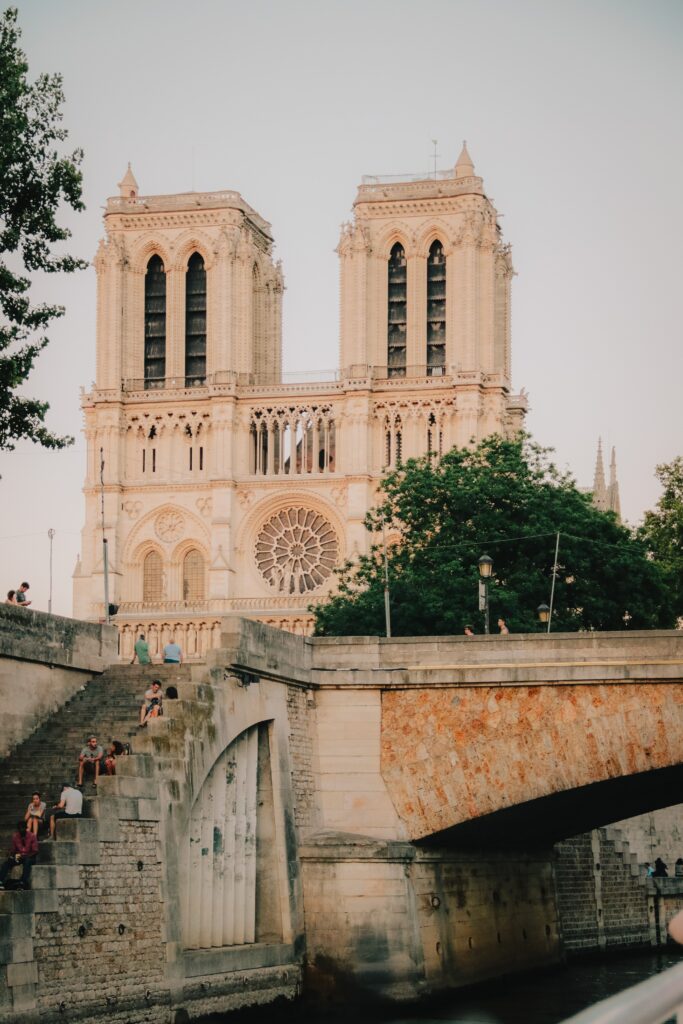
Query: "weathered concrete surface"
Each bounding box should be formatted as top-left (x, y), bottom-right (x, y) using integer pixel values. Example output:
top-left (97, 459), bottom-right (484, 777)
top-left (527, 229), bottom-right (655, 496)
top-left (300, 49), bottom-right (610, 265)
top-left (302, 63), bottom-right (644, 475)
top-left (0, 604), bottom-right (117, 757)
top-left (300, 832), bottom-right (560, 1001)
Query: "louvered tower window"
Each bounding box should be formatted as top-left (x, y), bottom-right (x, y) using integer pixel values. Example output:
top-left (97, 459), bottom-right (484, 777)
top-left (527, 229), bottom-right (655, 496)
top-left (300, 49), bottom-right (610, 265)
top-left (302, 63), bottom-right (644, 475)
top-left (427, 240), bottom-right (446, 376)
top-left (143, 550), bottom-right (163, 603)
top-left (387, 243), bottom-right (407, 378)
top-left (185, 253), bottom-right (207, 385)
top-left (144, 256), bottom-right (166, 389)
top-left (183, 549), bottom-right (205, 602)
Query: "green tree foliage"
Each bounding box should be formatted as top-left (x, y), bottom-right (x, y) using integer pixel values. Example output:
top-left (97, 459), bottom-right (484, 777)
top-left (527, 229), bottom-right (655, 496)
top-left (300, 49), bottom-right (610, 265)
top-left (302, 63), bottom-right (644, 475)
top-left (0, 6), bottom-right (85, 451)
top-left (312, 435), bottom-right (673, 636)
top-left (639, 457), bottom-right (683, 621)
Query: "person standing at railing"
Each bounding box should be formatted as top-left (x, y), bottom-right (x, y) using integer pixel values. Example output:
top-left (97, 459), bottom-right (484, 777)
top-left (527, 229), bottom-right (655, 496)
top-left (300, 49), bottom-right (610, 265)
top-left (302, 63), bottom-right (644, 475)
top-left (131, 633), bottom-right (152, 665)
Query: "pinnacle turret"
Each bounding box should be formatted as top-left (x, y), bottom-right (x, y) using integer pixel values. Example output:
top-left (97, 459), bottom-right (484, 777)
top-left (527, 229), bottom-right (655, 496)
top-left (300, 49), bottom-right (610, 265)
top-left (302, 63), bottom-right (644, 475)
top-left (455, 141), bottom-right (475, 179)
top-left (117, 163), bottom-right (139, 198)
top-left (608, 446), bottom-right (621, 521)
top-left (591, 438), bottom-right (621, 520)
top-left (592, 438), bottom-right (607, 509)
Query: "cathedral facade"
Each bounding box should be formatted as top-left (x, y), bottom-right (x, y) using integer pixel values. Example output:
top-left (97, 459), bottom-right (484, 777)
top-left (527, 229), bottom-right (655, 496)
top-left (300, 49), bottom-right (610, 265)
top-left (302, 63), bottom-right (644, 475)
top-left (73, 145), bottom-right (527, 658)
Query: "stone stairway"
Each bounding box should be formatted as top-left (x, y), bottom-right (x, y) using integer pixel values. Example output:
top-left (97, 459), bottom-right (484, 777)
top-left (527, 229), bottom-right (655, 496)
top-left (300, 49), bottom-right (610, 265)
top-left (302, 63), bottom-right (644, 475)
top-left (0, 663), bottom-right (191, 854)
top-left (0, 661), bottom-right (199, 1019)
top-left (555, 825), bottom-right (656, 953)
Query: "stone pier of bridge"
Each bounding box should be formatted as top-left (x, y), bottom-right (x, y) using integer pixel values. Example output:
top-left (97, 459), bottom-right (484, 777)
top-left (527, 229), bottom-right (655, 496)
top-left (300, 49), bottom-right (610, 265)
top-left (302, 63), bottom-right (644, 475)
top-left (1, 609), bottom-right (682, 1021)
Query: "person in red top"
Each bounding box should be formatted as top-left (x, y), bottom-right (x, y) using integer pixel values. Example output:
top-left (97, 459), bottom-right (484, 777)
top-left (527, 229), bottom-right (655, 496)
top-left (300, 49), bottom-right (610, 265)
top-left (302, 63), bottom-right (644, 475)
top-left (0, 820), bottom-right (38, 889)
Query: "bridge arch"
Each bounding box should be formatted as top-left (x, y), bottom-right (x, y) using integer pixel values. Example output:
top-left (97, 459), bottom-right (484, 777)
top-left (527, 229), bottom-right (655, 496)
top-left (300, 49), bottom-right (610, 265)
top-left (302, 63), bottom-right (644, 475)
top-left (380, 681), bottom-right (683, 846)
top-left (158, 673), bottom-right (300, 963)
top-left (180, 722), bottom-right (285, 948)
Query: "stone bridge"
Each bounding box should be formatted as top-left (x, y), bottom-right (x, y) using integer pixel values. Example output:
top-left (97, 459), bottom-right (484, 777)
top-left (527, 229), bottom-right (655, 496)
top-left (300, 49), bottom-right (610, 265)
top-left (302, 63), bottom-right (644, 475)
top-left (1, 612), bottom-right (682, 1021)
top-left (228, 624), bottom-right (683, 845)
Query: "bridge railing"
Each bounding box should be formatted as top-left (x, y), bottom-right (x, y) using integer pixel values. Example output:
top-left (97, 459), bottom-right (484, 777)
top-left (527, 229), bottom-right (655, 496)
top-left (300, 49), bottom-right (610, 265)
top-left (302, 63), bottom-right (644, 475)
top-left (560, 961), bottom-right (683, 1024)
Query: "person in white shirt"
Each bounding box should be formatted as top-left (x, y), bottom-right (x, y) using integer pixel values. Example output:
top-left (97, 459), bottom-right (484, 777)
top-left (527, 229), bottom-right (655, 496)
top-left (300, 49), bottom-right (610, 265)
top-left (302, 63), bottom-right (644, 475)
top-left (48, 783), bottom-right (83, 839)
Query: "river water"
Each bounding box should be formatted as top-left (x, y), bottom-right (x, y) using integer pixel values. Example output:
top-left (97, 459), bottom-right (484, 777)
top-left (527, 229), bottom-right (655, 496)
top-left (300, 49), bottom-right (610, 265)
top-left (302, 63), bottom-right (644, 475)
top-left (209, 949), bottom-right (683, 1024)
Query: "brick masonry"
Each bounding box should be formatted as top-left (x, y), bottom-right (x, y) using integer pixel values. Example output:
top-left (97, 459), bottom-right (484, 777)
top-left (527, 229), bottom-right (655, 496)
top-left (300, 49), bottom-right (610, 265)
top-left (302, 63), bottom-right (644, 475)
top-left (32, 821), bottom-right (166, 1022)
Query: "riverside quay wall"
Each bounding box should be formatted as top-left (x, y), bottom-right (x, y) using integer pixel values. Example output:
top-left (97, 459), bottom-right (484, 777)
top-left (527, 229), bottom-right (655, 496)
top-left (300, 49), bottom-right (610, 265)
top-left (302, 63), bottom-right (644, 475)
top-left (0, 618), bottom-right (682, 1021)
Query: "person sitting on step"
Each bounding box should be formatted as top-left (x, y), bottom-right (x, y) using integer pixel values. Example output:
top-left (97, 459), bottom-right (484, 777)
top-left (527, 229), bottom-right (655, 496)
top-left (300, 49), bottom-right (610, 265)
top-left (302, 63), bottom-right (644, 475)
top-left (0, 820), bottom-right (38, 889)
top-left (162, 638), bottom-right (183, 664)
top-left (104, 739), bottom-right (126, 775)
top-left (139, 680), bottom-right (163, 726)
top-left (47, 781), bottom-right (83, 840)
top-left (77, 735), bottom-right (104, 786)
top-left (24, 791), bottom-right (46, 836)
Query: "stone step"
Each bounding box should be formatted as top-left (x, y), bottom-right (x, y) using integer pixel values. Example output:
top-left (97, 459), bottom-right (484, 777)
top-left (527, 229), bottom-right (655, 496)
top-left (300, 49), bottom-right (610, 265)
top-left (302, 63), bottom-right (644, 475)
top-left (29, 864), bottom-right (80, 890)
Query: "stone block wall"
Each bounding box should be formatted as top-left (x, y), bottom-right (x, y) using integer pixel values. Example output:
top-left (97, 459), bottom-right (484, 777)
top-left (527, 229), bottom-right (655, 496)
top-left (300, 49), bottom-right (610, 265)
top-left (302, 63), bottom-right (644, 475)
top-left (611, 806), bottom-right (683, 869)
top-left (310, 689), bottom-right (405, 841)
top-left (0, 605), bottom-right (117, 758)
top-left (299, 834), bottom-right (560, 1001)
top-left (286, 686), bottom-right (318, 834)
top-left (555, 829), bottom-right (655, 954)
top-left (32, 820), bottom-right (166, 1022)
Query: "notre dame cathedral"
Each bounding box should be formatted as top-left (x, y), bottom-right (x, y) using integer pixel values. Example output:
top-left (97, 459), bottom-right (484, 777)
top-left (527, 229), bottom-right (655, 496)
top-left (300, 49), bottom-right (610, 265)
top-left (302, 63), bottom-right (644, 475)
top-left (73, 144), bottom-right (529, 659)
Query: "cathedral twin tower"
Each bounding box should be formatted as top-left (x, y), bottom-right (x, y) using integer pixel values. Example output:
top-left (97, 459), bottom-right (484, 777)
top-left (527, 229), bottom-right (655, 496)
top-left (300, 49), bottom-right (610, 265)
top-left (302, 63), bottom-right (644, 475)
top-left (74, 144), bottom-right (527, 656)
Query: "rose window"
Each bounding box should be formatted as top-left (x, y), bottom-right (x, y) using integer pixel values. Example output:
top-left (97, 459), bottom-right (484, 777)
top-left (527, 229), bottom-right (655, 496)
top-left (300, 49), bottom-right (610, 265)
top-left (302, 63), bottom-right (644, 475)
top-left (255, 508), bottom-right (339, 594)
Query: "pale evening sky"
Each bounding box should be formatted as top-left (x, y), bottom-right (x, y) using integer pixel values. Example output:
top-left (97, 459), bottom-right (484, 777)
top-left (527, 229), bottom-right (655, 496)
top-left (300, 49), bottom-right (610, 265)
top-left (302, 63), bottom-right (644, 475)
top-left (1, 0), bottom-right (681, 616)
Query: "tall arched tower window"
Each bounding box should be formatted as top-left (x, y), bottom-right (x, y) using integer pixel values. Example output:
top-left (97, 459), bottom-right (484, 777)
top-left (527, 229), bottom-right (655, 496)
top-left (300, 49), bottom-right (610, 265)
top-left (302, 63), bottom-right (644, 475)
top-left (252, 264), bottom-right (264, 381)
top-left (144, 256), bottom-right (166, 389)
top-left (387, 243), bottom-right (407, 378)
top-left (183, 549), bottom-right (205, 602)
top-left (143, 550), bottom-right (163, 603)
top-left (427, 240), bottom-right (446, 376)
top-left (185, 253), bottom-right (207, 386)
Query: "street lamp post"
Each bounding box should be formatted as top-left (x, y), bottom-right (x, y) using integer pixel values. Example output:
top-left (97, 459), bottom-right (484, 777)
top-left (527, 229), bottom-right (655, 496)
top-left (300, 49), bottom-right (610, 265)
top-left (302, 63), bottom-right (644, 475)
top-left (47, 528), bottom-right (55, 614)
top-left (478, 555), bottom-right (493, 635)
top-left (537, 603), bottom-right (550, 627)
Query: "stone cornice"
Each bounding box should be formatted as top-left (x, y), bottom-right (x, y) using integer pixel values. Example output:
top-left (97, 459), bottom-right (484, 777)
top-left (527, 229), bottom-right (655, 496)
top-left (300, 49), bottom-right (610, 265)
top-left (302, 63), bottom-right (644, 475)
top-left (355, 175), bottom-right (484, 205)
top-left (106, 190), bottom-right (272, 235)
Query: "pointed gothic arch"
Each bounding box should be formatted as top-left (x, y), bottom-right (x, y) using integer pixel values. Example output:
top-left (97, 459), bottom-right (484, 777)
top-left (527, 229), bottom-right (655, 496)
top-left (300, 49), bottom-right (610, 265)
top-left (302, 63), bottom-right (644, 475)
top-left (387, 242), bottom-right (407, 378)
top-left (427, 239), bottom-right (446, 376)
top-left (252, 262), bottom-right (265, 381)
top-left (142, 549), bottom-right (164, 602)
top-left (182, 548), bottom-right (205, 602)
top-left (144, 255), bottom-right (166, 388)
top-left (185, 252), bottom-right (207, 385)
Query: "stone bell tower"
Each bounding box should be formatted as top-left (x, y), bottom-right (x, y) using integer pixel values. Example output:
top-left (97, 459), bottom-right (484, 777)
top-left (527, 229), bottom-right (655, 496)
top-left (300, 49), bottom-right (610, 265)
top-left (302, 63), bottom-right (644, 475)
top-left (338, 143), bottom-right (513, 384)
